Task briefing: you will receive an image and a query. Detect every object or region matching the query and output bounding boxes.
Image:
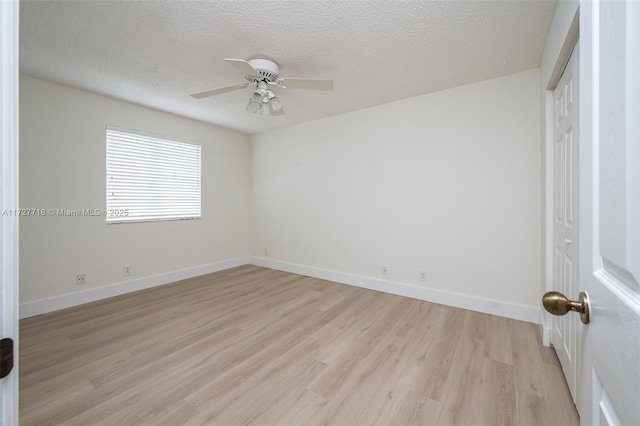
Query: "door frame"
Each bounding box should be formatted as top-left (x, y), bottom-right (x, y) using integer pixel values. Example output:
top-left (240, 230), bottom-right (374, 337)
top-left (540, 1), bottom-right (579, 346)
top-left (549, 43), bottom-right (580, 401)
top-left (540, 1), bottom-right (581, 407)
top-left (0, 0), bottom-right (20, 424)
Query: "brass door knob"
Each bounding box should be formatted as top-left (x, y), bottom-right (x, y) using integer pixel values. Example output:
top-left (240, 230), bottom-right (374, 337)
top-left (542, 291), bottom-right (590, 324)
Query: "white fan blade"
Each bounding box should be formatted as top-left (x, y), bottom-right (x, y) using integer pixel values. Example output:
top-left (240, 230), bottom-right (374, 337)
top-left (277, 78), bottom-right (333, 91)
top-left (190, 83), bottom-right (247, 99)
top-left (224, 58), bottom-right (262, 78)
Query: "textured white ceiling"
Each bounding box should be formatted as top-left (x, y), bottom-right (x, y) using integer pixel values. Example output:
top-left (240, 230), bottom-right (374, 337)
top-left (20, 0), bottom-right (557, 135)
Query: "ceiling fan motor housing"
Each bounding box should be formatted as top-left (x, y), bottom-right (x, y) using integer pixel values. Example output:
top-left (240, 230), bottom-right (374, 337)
top-left (247, 58), bottom-right (280, 82)
top-left (190, 57), bottom-right (333, 115)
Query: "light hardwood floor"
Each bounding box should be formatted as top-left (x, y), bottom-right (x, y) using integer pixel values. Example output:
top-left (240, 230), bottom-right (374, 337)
top-left (20, 265), bottom-right (579, 425)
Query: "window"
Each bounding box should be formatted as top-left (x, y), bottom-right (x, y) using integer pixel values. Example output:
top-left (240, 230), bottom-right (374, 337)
top-left (106, 127), bottom-right (201, 223)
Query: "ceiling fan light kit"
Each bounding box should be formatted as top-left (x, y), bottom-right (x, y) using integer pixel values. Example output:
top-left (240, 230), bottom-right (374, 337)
top-left (191, 58), bottom-right (333, 116)
top-left (245, 80), bottom-right (284, 116)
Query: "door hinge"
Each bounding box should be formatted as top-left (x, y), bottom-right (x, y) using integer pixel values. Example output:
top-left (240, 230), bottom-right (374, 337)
top-left (0, 338), bottom-right (14, 379)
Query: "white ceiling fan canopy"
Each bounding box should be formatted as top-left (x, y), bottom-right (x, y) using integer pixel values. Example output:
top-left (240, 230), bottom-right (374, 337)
top-left (245, 58), bottom-right (280, 82)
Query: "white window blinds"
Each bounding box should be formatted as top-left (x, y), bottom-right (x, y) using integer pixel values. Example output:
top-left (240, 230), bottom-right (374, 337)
top-left (106, 128), bottom-right (201, 223)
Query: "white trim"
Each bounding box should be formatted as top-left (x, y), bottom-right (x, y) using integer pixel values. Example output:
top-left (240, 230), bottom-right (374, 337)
top-left (19, 257), bottom-right (248, 319)
top-left (540, 0), bottom-right (580, 345)
top-left (21, 255), bottom-right (542, 325)
top-left (20, 256), bottom-right (542, 324)
top-left (1, 0), bottom-right (20, 424)
top-left (250, 257), bottom-right (539, 324)
top-left (540, 0), bottom-right (580, 89)
top-left (539, 310), bottom-right (552, 346)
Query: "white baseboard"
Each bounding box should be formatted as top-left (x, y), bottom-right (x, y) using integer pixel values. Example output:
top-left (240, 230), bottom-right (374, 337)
top-left (20, 255), bottom-right (540, 325)
top-left (539, 308), bottom-right (552, 346)
top-left (19, 256), bottom-right (249, 319)
top-left (250, 257), bottom-right (539, 324)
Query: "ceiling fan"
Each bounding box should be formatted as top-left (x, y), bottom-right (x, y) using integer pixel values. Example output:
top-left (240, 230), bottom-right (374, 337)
top-left (191, 58), bottom-right (333, 116)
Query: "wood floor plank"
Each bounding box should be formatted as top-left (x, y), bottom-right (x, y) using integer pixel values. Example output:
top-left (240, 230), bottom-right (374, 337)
top-left (481, 359), bottom-right (516, 426)
top-left (19, 265), bottom-right (579, 425)
top-left (411, 306), bottom-right (467, 401)
top-left (486, 314), bottom-right (514, 365)
top-left (510, 319), bottom-right (549, 398)
top-left (437, 330), bottom-right (485, 424)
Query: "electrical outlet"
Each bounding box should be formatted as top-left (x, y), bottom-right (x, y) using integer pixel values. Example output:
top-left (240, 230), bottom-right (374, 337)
top-left (381, 266), bottom-right (388, 276)
top-left (264, 247), bottom-right (269, 255)
top-left (420, 271), bottom-right (427, 282)
top-left (76, 274), bottom-right (86, 285)
top-left (123, 266), bottom-right (131, 277)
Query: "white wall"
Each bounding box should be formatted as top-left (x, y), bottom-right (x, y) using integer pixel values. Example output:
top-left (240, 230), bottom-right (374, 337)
top-left (20, 70), bottom-right (542, 321)
top-left (251, 69), bottom-right (541, 313)
top-left (19, 75), bottom-right (250, 312)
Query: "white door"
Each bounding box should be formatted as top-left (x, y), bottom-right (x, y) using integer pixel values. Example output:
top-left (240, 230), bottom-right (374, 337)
top-left (576, 1), bottom-right (640, 425)
top-left (0, 0), bottom-right (20, 425)
top-left (552, 44), bottom-right (579, 401)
